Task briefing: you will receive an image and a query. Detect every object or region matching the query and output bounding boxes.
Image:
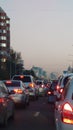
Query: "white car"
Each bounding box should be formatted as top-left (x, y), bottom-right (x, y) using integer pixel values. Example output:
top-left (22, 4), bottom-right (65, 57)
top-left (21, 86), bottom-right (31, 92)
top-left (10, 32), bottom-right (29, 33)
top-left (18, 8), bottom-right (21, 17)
top-left (12, 75), bottom-right (39, 100)
top-left (55, 73), bottom-right (73, 100)
top-left (55, 77), bottom-right (73, 130)
top-left (3, 80), bottom-right (30, 107)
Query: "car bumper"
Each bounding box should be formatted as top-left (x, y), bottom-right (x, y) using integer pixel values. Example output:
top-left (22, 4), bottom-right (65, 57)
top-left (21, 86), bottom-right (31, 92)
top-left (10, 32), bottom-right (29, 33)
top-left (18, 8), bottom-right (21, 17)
top-left (10, 96), bottom-right (25, 105)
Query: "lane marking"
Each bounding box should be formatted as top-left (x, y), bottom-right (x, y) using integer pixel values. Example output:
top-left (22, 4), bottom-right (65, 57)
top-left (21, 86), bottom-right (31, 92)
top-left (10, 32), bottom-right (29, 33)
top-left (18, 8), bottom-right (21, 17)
top-left (34, 112), bottom-right (40, 117)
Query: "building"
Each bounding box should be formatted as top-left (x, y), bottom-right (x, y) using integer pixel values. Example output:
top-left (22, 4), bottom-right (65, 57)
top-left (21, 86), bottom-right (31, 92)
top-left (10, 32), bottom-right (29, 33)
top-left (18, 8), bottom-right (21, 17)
top-left (0, 7), bottom-right (10, 61)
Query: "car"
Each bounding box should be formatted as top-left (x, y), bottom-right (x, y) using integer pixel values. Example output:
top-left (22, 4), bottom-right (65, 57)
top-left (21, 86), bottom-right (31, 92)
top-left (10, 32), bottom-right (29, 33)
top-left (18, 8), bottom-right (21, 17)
top-left (55, 73), bottom-right (73, 100)
top-left (3, 80), bottom-right (30, 107)
top-left (12, 75), bottom-right (39, 100)
top-left (47, 80), bottom-right (58, 103)
top-left (36, 80), bottom-right (46, 96)
top-left (0, 81), bottom-right (15, 126)
top-left (55, 77), bottom-right (73, 130)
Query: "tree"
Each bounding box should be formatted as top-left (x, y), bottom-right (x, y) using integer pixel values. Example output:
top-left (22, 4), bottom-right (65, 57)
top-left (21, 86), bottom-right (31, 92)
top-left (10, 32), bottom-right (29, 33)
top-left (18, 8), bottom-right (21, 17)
top-left (23, 69), bottom-right (37, 79)
top-left (0, 47), bottom-right (24, 80)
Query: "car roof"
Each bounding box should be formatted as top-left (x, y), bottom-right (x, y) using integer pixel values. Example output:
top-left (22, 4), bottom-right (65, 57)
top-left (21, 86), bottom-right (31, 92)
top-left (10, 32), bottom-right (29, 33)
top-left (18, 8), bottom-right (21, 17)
top-left (3, 80), bottom-right (23, 83)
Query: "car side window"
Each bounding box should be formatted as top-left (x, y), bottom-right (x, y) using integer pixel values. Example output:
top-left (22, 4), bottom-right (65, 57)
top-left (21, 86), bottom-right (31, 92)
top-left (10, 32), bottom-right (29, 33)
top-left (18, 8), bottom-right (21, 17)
top-left (61, 80), bottom-right (70, 100)
top-left (63, 77), bottom-right (70, 86)
top-left (59, 77), bottom-right (63, 85)
top-left (64, 81), bottom-right (70, 98)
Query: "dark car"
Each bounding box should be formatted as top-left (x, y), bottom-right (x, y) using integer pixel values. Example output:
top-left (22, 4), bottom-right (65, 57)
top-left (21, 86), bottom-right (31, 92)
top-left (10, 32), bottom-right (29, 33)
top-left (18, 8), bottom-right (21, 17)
top-left (0, 81), bottom-right (15, 126)
top-left (47, 80), bottom-right (57, 103)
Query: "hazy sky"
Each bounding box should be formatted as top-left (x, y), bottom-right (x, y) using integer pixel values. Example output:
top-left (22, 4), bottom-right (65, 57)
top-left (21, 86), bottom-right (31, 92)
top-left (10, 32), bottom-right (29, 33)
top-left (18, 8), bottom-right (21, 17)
top-left (0, 0), bottom-right (73, 75)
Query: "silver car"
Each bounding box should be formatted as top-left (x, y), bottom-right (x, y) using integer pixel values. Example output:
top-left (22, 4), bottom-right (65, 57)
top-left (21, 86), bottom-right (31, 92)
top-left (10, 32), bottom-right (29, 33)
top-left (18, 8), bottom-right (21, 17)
top-left (3, 80), bottom-right (30, 107)
top-left (0, 81), bottom-right (15, 126)
top-left (55, 77), bottom-right (73, 130)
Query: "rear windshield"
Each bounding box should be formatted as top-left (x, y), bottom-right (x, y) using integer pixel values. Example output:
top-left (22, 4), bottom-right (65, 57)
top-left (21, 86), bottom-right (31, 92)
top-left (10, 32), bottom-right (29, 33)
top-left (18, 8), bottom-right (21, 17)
top-left (13, 76), bottom-right (31, 82)
top-left (36, 81), bottom-right (43, 85)
top-left (4, 81), bottom-right (20, 87)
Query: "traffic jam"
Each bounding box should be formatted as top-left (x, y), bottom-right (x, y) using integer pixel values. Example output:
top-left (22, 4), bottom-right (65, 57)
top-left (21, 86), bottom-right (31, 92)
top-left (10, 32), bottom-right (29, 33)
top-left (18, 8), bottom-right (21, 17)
top-left (0, 73), bottom-right (73, 130)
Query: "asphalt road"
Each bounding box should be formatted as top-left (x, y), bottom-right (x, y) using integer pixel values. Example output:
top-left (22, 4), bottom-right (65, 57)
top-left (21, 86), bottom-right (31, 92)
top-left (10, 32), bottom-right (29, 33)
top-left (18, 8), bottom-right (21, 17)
top-left (1, 96), bottom-right (56, 130)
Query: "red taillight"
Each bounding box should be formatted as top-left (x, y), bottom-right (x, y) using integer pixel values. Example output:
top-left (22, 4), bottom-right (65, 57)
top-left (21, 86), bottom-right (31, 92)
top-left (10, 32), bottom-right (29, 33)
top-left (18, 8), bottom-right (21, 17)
top-left (5, 80), bottom-right (12, 84)
top-left (56, 85), bottom-right (60, 90)
top-left (47, 91), bottom-right (52, 95)
top-left (59, 88), bottom-right (63, 93)
top-left (62, 103), bottom-right (73, 124)
top-left (14, 89), bottom-right (23, 94)
top-left (0, 98), bottom-right (6, 106)
top-left (0, 98), bottom-right (4, 103)
top-left (64, 103), bottom-right (72, 112)
top-left (20, 75), bottom-right (24, 78)
top-left (41, 85), bottom-right (44, 88)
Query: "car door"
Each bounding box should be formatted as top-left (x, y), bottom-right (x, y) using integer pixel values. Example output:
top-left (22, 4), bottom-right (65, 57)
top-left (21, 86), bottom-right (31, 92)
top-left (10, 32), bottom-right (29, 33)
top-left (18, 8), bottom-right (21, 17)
top-left (55, 79), bottom-right (71, 130)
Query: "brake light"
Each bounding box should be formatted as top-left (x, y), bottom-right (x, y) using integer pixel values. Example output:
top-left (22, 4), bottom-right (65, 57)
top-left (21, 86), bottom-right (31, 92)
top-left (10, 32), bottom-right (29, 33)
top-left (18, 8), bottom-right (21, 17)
top-left (64, 103), bottom-right (72, 111)
top-left (41, 85), bottom-right (44, 88)
top-left (47, 91), bottom-right (52, 95)
top-left (14, 89), bottom-right (23, 94)
top-left (56, 85), bottom-right (60, 90)
top-left (62, 103), bottom-right (73, 124)
top-left (59, 88), bottom-right (63, 93)
top-left (20, 75), bottom-right (24, 78)
top-left (6, 80), bottom-right (12, 84)
top-left (29, 83), bottom-right (34, 88)
top-left (0, 98), bottom-right (7, 106)
top-left (0, 98), bottom-right (4, 103)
